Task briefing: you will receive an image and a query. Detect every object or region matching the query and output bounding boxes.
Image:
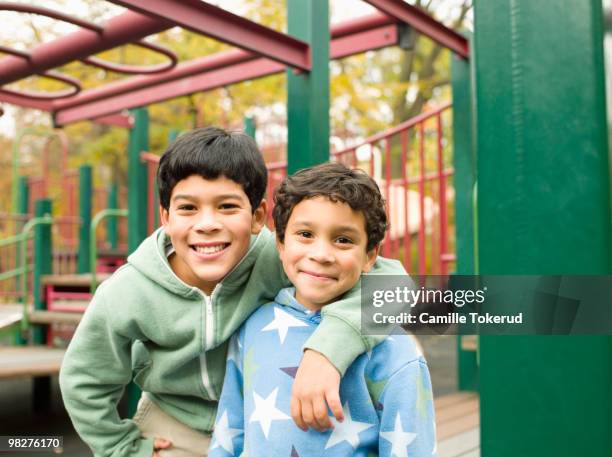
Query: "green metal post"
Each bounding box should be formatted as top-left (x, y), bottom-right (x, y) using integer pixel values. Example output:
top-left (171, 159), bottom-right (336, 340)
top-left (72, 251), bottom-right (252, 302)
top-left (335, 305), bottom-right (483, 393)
top-left (451, 45), bottom-right (478, 392)
top-left (127, 107), bottom-right (149, 416)
top-left (77, 165), bottom-right (92, 273)
top-left (474, 0), bottom-right (612, 455)
top-left (286, 0), bottom-right (330, 173)
top-left (18, 176), bottom-right (29, 219)
top-left (15, 176), bottom-right (29, 345)
top-left (32, 198), bottom-right (53, 412)
top-left (244, 116), bottom-right (256, 139)
top-left (128, 107), bottom-right (149, 253)
top-left (107, 184), bottom-right (119, 250)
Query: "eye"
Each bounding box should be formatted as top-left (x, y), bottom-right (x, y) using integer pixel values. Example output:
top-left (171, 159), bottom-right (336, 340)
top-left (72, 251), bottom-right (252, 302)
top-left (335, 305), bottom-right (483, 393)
top-left (219, 203), bottom-right (240, 210)
top-left (177, 204), bottom-right (196, 211)
top-left (336, 236), bottom-right (354, 245)
top-left (297, 230), bottom-right (313, 239)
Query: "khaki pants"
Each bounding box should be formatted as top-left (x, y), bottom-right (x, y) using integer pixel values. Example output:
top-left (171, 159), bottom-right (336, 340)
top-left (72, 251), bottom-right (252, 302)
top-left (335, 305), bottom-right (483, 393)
top-left (133, 394), bottom-right (211, 457)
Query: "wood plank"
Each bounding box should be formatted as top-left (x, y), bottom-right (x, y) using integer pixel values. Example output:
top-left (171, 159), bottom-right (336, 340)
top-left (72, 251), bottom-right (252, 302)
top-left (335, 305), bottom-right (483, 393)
top-left (0, 304), bottom-right (23, 329)
top-left (41, 273), bottom-right (111, 287)
top-left (437, 411), bottom-right (480, 441)
top-left (436, 396), bottom-right (479, 422)
top-left (29, 311), bottom-right (83, 325)
top-left (0, 347), bottom-right (65, 378)
top-left (437, 428), bottom-right (479, 457)
top-left (434, 392), bottom-right (477, 410)
top-left (460, 335), bottom-right (478, 352)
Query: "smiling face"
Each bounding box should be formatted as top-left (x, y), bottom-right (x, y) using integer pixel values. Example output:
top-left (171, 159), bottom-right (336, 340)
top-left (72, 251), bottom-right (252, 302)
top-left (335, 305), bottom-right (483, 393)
top-left (160, 174), bottom-right (266, 294)
top-left (277, 196), bottom-right (378, 311)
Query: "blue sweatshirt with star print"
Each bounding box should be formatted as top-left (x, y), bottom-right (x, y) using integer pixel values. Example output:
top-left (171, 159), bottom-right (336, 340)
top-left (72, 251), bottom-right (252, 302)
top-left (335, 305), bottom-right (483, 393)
top-left (209, 288), bottom-right (437, 457)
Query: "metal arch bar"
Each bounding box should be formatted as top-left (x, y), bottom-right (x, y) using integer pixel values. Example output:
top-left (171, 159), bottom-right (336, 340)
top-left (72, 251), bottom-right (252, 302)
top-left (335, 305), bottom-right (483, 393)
top-left (51, 12), bottom-right (395, 112)
top-left (0, 2), bottom-right (103, 33)
top-left (52, 22), bottom-right (399, 125)
top-left (108, 0), bottom-right (311, 71)
top-left (0, 11), bottom-right (173, 86)
top-left (81, 40), bottom-right (178, 75)
top-left (0, 45), bottom-right (31, 60)
top-left (363, 0), bottom-right (469, 58)
top-left (1, 71), bottom-right (81, 100)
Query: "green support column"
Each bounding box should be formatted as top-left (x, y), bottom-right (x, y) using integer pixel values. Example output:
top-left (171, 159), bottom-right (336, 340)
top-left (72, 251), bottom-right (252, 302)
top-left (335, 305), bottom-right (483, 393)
top-left (32, 198), bottom-right (53, 412)
top-left (126, 107), bottom-right (149, 417)
top-left (244, 116), bottom-right (256, 139)
top-left (473, 1), bottom-right (612, 455)
top-left (287, 0), bottom-right (329, 172)
top-left (15, 176), bottom-right (29, 344)
top-left (451, 47), bottom-right (478, 392)
top-left (107, 184), bottom-right (118, 250)
top-left (18, 176), bottom-right (29, 219)
top-left (128, 107), bottom-right (149, 253)
top-left (77, 166), bottom-right (92, 273)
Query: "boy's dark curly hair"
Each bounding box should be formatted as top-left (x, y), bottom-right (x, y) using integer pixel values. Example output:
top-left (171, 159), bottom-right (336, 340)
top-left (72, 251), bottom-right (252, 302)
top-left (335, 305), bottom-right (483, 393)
top-left (273, 162), bottom-right (388, 252)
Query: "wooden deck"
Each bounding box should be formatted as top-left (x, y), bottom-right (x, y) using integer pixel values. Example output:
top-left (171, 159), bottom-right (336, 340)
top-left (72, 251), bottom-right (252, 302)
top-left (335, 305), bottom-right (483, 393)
top-left (0, 346), bottom-right (65, 378)
top-left (436, 392), bottom-right (480, 457)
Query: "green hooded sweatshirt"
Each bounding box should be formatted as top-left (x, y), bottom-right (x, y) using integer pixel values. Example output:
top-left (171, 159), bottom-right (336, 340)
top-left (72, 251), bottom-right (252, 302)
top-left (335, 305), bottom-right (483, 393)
top-left (59, 226), bottom-right (405, 457)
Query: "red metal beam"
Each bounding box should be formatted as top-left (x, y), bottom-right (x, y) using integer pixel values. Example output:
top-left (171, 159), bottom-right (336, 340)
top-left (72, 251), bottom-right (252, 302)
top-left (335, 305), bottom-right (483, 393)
top-left (0, 91), bottom-right (53, 110)
top-left (363, 0), bottom-right (469, 58)
top-left (0, 10), bottom-right (173, 86)
top-left (92, 113), bottom-right (134, 129)
top-left (54, 12), bottom-right (395, 112)
top-left (53, 21), bottom-right (398, 126)
top-left (108, 0), bottom-right (310, 71)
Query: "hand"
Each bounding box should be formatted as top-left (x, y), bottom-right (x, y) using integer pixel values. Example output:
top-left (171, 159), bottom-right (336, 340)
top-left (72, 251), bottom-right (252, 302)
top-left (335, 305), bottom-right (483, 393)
top-left (152, 438), bottom-right (172, 456)
top-left (291, 349), bottom-right (344, 432)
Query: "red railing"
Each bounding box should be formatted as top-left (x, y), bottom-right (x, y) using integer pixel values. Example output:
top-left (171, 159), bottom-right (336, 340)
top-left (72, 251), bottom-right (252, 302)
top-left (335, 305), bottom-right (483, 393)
top-left (333, 103), bottom-right (455, 275)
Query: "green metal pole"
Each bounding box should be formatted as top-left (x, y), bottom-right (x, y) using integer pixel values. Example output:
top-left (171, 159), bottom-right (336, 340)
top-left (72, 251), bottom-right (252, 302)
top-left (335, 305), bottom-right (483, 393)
top-left (32, 198), bottom-right (53, 412)
top-left (77, 165), bottom-right (92, 273)
top-left (127, 107), bottom-right (149, 416)
top-left (128, 107), bottom-right (149, 253)
top-left (451, 43), bottom-right (478, 392)
top-left (244, 116), bottom-right (256, 139)
top-left (286, 0), bottom-right (330, 173)
top-left (15, 176), bottom-right (30, 345)
top-left (474, 1), bottom-right (612, 455)
top-left (107, 184), bottom-right (118, 250)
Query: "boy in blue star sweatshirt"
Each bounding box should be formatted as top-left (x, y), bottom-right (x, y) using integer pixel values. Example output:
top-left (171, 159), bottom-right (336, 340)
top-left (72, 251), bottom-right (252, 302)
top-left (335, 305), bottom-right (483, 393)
top-left (210, 163), bottom-right (437, 456)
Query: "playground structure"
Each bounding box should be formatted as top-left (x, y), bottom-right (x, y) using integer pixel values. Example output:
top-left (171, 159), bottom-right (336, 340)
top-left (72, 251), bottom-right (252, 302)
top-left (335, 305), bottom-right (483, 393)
top-left (0, 1), bottom-right (610, 456)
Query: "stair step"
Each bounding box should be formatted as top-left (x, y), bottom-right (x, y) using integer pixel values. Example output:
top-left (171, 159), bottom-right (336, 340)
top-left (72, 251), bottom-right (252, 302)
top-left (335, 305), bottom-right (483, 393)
top-left (29, 310), bottom-right (83, 325)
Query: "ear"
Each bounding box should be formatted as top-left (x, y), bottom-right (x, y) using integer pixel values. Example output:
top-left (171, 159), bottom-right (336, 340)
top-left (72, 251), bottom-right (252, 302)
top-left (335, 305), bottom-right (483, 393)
top-left (362, 244), bottom-right (380, 273)
top-left (159, 205), bottom-right (170, 230)
top-left (250, 199), bottom-right (268, 235)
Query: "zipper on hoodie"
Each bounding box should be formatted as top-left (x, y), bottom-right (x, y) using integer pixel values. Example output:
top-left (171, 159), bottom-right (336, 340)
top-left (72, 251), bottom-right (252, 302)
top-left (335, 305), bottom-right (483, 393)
top-left (197, 284), bottom-right (221, 401)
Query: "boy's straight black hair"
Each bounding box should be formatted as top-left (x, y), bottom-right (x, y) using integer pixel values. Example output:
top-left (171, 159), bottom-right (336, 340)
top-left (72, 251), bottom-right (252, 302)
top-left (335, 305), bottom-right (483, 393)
top-left (273, 162), bottom-right (388, 252)
top-left (157, 127), bottom-right (267, 212)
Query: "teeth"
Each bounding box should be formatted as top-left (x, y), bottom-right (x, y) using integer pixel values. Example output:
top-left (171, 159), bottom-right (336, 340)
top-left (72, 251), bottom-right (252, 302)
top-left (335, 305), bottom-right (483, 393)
top-left (194, 244), bottom-right (226, 254)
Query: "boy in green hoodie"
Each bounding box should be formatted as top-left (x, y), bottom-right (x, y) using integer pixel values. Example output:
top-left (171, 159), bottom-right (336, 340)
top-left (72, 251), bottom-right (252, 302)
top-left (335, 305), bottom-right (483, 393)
top-left (60, 127), bottom-right (406, 457)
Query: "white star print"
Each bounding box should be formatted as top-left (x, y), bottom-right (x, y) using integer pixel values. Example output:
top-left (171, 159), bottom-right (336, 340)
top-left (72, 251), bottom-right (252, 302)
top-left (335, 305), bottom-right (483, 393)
top-left (261, 307), bottom-right (308, 344)
top-left (211, 410), bottom-right (242, 454)
top-left (380, 413), bottom-right (417, 457)
top-left (325, 402), bottom-right (375, 450)
top-left (249, 387), bottom-right (291, 439)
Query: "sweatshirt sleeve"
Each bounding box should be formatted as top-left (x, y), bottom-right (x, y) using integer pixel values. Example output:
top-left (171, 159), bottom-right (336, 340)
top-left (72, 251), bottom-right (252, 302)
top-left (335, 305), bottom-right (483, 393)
top-left (304, 256), bottom-right (407, 375)
top-left (378, 359), bottom-right (437, 457)
top-left (209, 332), bottom-right (245, 457)
top-left (59, 290), bottom-right (154, 457)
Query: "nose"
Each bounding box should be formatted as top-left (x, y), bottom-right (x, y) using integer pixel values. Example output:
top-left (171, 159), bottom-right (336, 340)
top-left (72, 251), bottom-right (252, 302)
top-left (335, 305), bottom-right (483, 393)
top-left (194, 209), bottom-right (222, 233)
top-left (308, 239), bottom-right (334, 264)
